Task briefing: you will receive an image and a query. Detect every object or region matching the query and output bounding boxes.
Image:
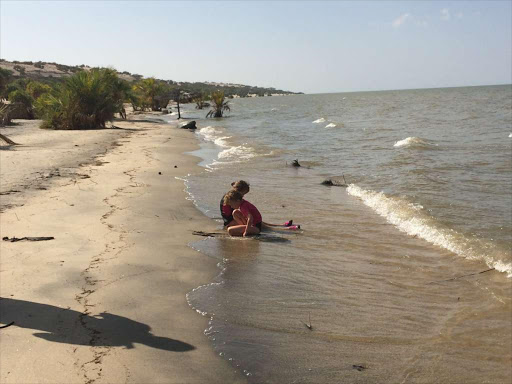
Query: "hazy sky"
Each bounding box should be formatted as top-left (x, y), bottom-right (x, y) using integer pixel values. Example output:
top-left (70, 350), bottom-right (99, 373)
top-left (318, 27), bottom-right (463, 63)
top-left (1, 1), bottom-right (511, 93)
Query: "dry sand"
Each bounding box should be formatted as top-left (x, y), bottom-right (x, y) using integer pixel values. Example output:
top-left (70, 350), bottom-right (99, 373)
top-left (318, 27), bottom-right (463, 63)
top-left (0, 117), bottom-right (246, 383)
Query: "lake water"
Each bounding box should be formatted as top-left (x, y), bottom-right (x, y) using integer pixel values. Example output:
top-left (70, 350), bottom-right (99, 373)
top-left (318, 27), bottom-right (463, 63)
top-left (168, 85), bottom-right (512, 383)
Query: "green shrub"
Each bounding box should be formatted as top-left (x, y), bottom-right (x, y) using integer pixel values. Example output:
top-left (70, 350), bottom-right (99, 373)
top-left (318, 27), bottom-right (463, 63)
top-left (132, 78), bottom-right (171, 111)
top-left (8, 90), bottom-right (35, 119)
top-left (36, 68), bottom-right (128, 130)
top-left (26, 81), bottom-right (52, 100)
top-left (8, 89), bottom-right (33, 106)
top-left (13, 65), bottom-right (26, 75)
top-left (0, 68), bottom-right (13, 98)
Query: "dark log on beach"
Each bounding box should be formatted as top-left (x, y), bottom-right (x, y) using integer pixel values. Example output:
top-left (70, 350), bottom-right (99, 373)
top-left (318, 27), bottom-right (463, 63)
top-left (2, 236), bottom-right (55, 242)
top-left (0, 133), bottom-right (19, 146)
top-left (0, 321), bottom-right (15, 329)
top-left (180, 121), bottom-right (197, 130)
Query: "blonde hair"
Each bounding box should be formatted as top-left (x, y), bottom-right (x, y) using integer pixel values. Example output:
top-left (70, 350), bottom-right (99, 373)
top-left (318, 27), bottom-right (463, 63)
top-left (231, 180), bottom-right (250, 194)
top-left (224, 190), bottom-right (243, 206)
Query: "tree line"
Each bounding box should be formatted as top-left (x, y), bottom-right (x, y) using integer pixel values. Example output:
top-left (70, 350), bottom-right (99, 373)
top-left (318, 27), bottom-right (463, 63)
top-left (0, 67), bottom-right (233, 130)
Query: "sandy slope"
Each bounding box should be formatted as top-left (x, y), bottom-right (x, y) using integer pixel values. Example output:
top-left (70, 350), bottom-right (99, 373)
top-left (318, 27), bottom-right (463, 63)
top-left (0, 117), bottom-right (245, 383)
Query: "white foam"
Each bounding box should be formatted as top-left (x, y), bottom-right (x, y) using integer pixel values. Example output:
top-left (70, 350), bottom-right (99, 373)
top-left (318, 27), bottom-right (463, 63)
top-left (394, 137), bottom-right (434, 148)
top-left (509, 133), bottom-right (512, 138)
top-left (218, 145), bottom-right (256, 161)
top-left (312, 118), bottom-right (326, 123)
top-left (325, 123), bottom-right (336, 128)
top-left (346, 184), bottom-right (512, 278)
top-left (198, 126), bottom-right (232, 148)
top-left (214, 137), bottom-right (231, 148)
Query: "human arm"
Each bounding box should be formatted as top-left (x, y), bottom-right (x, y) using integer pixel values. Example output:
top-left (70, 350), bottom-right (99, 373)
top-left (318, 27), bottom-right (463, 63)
top-left (243, 213), bottom-right (253, 237)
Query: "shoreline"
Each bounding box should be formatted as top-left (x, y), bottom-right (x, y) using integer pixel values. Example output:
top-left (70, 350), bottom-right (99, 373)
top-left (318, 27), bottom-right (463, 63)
top-left (0, 116), bottom-right (246, 383)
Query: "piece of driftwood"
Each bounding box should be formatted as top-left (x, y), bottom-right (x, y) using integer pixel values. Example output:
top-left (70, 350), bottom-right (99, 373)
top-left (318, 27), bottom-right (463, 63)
top-left (192, 231), bottom-right (290, 243)
top-left (428, 268), bottom-right (495, 284)
top-left (2, 236), bottom-right (55, 242)
top-left (192, 231), bottom-right (226, 238)
top-left (302, 313), bottom-right (313, 330)
top-left (0, 321), bottom-right (14, 329)
top-left (321, 174), bottom-right (348, 187)
top-left (0, 133), bottom-right (19, 146)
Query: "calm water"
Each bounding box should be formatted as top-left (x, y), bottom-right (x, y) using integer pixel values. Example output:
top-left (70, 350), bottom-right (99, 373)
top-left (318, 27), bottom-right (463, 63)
top-left (171, 86), bottom-right (511, 383)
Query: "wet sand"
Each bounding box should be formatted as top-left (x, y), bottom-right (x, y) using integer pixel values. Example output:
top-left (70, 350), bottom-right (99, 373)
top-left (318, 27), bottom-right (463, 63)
top-left (0, 116), bottom-right (245, 383)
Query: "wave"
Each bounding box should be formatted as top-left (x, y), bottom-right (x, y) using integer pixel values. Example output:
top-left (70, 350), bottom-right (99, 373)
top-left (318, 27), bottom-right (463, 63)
top-left (218, 145), bottom-right (256, 161)
top-left (394, 137), bottom-right (437, 149)
top-left (312, 118), bottom-right (326, 124)
top-left (346, 184), bottom-right (512, 277)
top-left (198, 126), bottom-right (232, 148)
top-left (325, 123), bottom-right (336, 128)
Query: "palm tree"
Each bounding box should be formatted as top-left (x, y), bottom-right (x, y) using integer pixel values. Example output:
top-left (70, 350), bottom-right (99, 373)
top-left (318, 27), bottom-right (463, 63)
top-left (36, 68), bottom-right (126, 129)
top-left (133, 78), bottom-right (170, 111)
top-left (194, 92), bottom-right (210, 110)
top-left (206, 91), bottom-right (230, 118)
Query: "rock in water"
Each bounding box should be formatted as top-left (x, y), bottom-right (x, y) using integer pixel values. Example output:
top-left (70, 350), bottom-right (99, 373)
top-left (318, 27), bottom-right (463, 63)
top-left (180, 121), bottom-right (197, 130)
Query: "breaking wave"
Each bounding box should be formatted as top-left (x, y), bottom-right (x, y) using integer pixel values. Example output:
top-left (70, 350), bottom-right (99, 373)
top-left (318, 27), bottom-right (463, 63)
top-left (218, 145), bottom-right (256, 161)
top-left (394, 137), bottom-right (437, 149)
top-left (346, 184), bottom-right (512, 278)
top-left (313, 118), bottom-right (326, 123)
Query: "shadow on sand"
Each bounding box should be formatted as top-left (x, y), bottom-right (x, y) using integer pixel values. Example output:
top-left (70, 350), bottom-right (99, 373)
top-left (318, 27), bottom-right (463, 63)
top-left (0, 298), bottom-right (195, 352)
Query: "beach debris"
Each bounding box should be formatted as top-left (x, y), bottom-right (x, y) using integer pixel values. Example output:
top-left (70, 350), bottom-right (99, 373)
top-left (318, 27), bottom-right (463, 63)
top-left (292, 159), bottom-right (301, 167)
top-left (180, 121), bottom-right (197, 130)
top-left (174, 165), bottom-right (178, 168)
top-left (302, 313), bottom-right (313, 330)
top-left (321, 174), bottom-right (348, 187)
top-left (428, 268), bottom-right (495, 284)
top-left (158, 172), bottom-right (162, 175)
top-left (0, 321), bottom-right (15, 329)
top-left (0, 133), bottom-right (19, 146)
top-left (192, 231), bottom-right (225, 237)
top-left (2, 236), bottom-right (55, 242)
top-left (352, 364), bottom-right (367, 372)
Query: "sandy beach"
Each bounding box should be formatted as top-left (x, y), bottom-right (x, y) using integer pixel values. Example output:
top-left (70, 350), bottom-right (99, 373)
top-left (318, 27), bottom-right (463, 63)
top-left (0, 116), bottom-right (245, 383)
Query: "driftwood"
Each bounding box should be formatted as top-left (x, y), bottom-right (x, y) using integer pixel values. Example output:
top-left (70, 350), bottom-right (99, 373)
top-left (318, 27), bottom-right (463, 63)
top-left (428, 268), bottom-right (495, 284)
top-left (0, 133), bottom-right (19, 146)
top-left (321, 174), bottom-right (348, 187)
top-left (0, 321), bottom-right (15, 329)
top-left (2, 236), bottom-right (55, 242)
top-left (301, 313), bottom-right (313, 330)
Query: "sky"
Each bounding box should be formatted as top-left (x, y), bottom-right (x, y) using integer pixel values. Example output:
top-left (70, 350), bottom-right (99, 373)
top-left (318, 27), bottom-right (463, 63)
top-left (1, 1), bottom-right (511, 94)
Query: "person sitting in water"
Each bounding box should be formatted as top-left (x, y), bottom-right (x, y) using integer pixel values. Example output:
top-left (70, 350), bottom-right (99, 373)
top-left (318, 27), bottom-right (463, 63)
top-left (223, 190), bottom-right (262, 237)
top-left (220, 180), bottom-right (250, 228)
top-left (220, 180), bottom-right (297, 230)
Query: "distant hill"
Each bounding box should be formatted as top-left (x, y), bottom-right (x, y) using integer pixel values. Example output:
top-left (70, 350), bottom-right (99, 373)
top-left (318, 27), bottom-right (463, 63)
top-left (0, 59), bottom-right (302, 98)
